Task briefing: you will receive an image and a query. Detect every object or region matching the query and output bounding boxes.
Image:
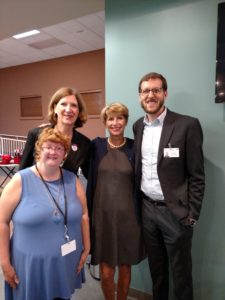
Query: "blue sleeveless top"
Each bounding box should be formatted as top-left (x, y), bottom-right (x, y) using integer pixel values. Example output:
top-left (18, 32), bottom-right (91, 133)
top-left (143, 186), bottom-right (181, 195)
top-left (5, 168), bottom-right (85, 300)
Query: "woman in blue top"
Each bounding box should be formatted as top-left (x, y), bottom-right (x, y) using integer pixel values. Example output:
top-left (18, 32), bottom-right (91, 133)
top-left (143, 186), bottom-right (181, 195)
top-left (0, 128), bottom-right (90, 300)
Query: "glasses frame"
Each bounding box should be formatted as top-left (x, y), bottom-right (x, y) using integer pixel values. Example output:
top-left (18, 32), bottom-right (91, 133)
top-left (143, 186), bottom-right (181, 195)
top-left (41, 146), bottom-right (65, 154)
top-left (140, 87), bottom-right (164, 96)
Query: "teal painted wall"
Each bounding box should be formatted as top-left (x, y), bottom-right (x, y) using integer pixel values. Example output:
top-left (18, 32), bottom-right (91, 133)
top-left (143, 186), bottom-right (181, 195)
top-left (105, 0), bottom-right (225, 298)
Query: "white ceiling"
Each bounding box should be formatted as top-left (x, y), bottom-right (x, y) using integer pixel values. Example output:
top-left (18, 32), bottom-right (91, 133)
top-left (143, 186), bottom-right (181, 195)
top-left (0, 0), bottom-right (104, 69)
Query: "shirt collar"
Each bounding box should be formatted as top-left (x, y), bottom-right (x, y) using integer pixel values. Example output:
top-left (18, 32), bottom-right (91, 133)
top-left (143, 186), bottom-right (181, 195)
top-left (143, 107), bottom-right (167, 126)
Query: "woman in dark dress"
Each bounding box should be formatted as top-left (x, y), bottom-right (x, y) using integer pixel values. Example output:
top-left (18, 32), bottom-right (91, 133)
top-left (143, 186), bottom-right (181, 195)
top-left (87, 103), bottom-right (145, 300)
top-left (19, 87), bottom-right (90, 178)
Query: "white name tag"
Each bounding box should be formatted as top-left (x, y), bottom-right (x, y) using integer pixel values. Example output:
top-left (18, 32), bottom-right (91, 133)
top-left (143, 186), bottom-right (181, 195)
top-left (164, 148), bottom-right (179, 158)
top-left (61, 239), bottom-right (76, 256)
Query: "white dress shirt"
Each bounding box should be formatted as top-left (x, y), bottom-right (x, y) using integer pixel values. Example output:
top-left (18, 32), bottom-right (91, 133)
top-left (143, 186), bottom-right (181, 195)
top-left (141, 108), bottom-right (167, 200)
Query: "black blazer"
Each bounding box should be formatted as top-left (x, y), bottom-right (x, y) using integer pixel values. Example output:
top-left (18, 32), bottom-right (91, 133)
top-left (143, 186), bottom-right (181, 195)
top-left (133, 109), bottom-right (205, 221)
top-left (19, 126), bottom-right (91, 178)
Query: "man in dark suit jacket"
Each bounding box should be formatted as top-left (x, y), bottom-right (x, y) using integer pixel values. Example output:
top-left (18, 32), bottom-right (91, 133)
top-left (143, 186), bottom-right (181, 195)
top-left (133, 72), bottom-right (205, 300)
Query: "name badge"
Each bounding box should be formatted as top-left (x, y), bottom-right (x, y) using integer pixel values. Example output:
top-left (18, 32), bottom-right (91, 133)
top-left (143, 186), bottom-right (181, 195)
top-left (61, 239), bottom-right (76, 256)
top-left (164, 148), bottom-right (179, 158)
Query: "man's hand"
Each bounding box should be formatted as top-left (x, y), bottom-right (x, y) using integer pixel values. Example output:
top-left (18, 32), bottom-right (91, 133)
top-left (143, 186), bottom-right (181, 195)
top-left (180, 217), bottom-right (197, 227)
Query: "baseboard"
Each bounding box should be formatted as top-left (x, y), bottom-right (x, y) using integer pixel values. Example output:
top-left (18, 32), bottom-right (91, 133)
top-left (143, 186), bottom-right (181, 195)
top-left (128, 288), bottom-right (153, 300)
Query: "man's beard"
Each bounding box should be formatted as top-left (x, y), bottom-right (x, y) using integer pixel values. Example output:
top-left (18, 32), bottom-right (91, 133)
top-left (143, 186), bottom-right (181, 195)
top-left (141, 98), bottom-right (165, 115)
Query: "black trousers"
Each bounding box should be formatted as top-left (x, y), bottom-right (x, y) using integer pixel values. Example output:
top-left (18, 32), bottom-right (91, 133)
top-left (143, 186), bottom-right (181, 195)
top-left (142, 197), bottom-right (193, 300)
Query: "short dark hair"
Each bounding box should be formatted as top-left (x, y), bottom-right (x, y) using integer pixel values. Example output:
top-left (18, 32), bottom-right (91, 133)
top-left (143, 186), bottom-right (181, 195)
top-left (138, 72), bottom-right (168, 93)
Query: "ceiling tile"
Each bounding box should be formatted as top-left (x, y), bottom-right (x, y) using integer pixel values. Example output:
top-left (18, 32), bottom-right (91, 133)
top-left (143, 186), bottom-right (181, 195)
top-left (0, 10), bottom-right (104, 69)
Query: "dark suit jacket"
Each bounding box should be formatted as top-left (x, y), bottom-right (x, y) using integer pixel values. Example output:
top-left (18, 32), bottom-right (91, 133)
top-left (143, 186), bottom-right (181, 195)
top-left (19, 126), bottom-right (91, 178)
top-left (133, 109), bottom-right (205, 222)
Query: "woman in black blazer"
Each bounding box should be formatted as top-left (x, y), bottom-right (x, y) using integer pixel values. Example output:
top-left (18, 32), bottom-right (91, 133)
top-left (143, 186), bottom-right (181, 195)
top-left (19, 87), bottom-right (90, 178)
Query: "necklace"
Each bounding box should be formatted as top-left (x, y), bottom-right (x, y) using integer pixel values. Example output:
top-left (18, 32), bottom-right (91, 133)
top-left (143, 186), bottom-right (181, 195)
top-left (107, 137), bottom-right (126, 148)
top-left (35, 165), bottom-right (70, 242)
top-left (35, 165), bottom-right (66, 225)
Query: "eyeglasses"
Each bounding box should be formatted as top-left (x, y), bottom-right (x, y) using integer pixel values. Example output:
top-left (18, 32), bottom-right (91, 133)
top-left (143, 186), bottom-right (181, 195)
top-left (42, 146), bottom-right (65, 153)
top-left (140, 87), bottom-right (163, 96)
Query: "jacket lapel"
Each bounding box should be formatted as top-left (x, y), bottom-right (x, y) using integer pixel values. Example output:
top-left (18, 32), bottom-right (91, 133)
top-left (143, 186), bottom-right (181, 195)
top-left (134, 119), bottom-right (144, 171)
top-left (158, 110), bottom-right (176, 164)
top-left (136, 121), bottom-right (144, 150)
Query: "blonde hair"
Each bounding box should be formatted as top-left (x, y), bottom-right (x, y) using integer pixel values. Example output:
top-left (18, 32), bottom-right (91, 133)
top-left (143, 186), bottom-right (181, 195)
top-left (48, 87), bottom-right (88, 128)
top-left (101, 102), bottom-right (129, 125)
top-left (35, 128), bottom-right (71, 162)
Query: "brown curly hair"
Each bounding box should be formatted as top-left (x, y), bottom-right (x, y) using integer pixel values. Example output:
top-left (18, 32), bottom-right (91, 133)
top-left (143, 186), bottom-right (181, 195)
top-left (35, 128), bottom-right (71, 162)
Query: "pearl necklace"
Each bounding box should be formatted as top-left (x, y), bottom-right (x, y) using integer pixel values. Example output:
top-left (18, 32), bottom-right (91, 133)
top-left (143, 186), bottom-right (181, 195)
top-left (107, 137), bottom-right (126, 148)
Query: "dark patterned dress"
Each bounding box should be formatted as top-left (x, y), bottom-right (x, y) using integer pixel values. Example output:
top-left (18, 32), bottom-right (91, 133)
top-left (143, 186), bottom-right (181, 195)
top-left (91, 144), bottom-right (144, 266)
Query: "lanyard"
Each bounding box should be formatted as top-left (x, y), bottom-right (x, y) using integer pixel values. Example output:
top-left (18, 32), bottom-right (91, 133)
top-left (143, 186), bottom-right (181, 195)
top-left (35, 165), bottom-right (70, 242)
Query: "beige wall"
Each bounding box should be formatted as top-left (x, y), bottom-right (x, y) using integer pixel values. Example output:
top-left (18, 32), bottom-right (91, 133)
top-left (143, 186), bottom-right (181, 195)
top-left (0, 49), bottom-right (105, 139)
